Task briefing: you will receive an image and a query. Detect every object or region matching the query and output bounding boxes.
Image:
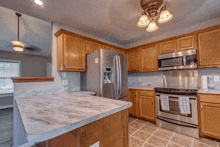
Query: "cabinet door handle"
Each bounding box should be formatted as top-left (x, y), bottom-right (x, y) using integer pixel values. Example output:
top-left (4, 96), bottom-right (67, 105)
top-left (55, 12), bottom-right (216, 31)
top-left (200, 105), bottom-right (203, 112)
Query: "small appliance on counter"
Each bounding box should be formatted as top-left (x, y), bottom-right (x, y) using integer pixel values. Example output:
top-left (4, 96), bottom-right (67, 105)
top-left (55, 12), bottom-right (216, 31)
top-left (200, 76), bottom-right (208, 89)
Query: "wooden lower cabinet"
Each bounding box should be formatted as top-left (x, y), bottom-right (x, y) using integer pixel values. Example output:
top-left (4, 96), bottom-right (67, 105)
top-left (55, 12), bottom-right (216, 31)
top-left (139, 96), bottom-right (155, 122)
top-left (198, 94), bottom-right (220, 140)
top-left (128, 89), bottom-right (156, 122)
top-left (128, 89), bottom-right (139, 117)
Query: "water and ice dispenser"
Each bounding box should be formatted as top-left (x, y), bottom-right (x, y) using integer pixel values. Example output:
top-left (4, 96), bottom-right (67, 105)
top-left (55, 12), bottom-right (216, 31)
top-left (103, 67), bottom-right (112, 84)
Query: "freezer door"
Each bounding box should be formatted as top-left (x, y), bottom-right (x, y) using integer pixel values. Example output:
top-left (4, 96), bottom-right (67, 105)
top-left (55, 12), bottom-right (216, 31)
top-left (100, 49), bottom-right (116, 99)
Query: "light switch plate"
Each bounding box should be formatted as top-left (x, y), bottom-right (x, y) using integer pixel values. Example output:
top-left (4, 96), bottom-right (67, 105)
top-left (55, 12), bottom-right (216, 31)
top-left (138, 77), bottom-right (141, 82)
top-left (62, 72), bottom-right (66, 78)
top-left (62, 80), bottom-right (68, 86)
top-left (214, 76), bottom-right (219, 82)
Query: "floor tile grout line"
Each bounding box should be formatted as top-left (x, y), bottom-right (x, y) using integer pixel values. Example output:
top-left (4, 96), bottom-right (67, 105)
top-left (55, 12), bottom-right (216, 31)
top-left (141, 127), bottom-right (158, 147)
top-left (129, 121), bottom-right (147, 136)
top-left (165, 132), bottom-right (175, 147)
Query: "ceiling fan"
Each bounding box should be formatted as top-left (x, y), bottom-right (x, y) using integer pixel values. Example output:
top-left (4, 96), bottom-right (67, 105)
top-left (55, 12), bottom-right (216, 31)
top-left (11, 13), bottom-right (42, 52)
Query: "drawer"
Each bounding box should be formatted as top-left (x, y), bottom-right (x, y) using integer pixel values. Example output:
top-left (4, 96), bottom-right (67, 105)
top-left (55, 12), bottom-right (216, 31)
top-left (139, 90), bottom-right (155, 97)
top-left (199, 94), bottom-right (220, 104)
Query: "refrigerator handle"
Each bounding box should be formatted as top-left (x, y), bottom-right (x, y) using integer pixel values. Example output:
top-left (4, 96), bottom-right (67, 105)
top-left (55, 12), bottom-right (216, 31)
top-left (116, 55), bottom-right (120, 96)
top-left (118, 56), bottom-right (122, 95)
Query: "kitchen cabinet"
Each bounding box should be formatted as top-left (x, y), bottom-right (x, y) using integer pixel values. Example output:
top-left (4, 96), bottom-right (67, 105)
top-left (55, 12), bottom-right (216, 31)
top-left (139, 90), bottom-right (156, 122)
top-left (128, 89), bottom-right (156, 122)
top-left (86, 41), bottom-right (102, 54)
top-left (198, 28), bottom-right (220, 68)
top-left (102, 45), bottom-right (113, 51)
top-left (139, 45), bottom-right (158, 72)
top-left (56, 33), bottom-right (86, 72)
top-left (158, 40), bottom-right (175, 55)
top-left (127, 49), bottom-right (140, 72)
top-left (176, 35), bottom-right (196, 51)
top-left (112, 48), bottom-right (126, 54)
top-left (198, 94), bottom-right (220, 140)
top-left (128, 89), bottom-right (139, 117)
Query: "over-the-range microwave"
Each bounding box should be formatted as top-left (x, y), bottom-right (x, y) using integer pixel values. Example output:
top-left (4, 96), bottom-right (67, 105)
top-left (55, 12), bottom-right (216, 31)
top-left (158, 49), bottom-right (197, 71)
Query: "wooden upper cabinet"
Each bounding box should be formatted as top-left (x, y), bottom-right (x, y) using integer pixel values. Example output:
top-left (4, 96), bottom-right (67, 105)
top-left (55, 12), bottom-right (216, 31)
top-left (139, 45), bottom-right (158, 71)
top-left (86, 41), bottom-right (101, 54)
top-left (176, 35), bottom-right (196, 51)
top-left (198, 28), bottom-right (220, 68)
top-left (199, 94), bottom-right (220, 140)
top-left (56, 33), bottom-right (86, 72)
top-left (112, 48), bottom-right (126, 54)
top-left (127, 49), bottom-right (140, 72)
top-left (158, 40), bottom-right (175, 55)
top-left (128, 89), bottom-right (139, 117)
top-left (102, 45), bottom-right (112, 51)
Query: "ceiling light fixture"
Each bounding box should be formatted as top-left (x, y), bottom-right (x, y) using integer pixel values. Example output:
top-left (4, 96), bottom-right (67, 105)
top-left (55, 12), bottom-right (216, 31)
top-left (11, 13), bottom-right (24, 52)
top-left (34, 0), bottom-right (43, 5)
top-left (137, 0), bottom-right (173, 32)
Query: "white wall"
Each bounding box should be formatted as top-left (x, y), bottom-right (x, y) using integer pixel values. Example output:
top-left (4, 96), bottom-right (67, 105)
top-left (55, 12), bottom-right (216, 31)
top-left (51, 22), bottom-right (81, 91)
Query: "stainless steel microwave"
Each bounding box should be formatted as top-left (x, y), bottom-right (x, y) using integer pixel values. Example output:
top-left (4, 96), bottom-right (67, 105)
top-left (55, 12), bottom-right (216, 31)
top-left (158, 49), bottom-right (197, 71)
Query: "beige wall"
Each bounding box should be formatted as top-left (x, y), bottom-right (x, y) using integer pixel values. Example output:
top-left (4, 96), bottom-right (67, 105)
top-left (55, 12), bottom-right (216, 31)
top-left (0, 51), bottom-right (51, 77)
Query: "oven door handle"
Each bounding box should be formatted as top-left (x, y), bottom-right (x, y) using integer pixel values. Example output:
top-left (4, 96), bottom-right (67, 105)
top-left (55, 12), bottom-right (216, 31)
top-left (157, 116), bottom-right (198, 129)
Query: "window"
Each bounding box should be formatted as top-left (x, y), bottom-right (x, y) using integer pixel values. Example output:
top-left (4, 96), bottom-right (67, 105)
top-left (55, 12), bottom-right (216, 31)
top-left (0, 60), bottom-right (20, 94)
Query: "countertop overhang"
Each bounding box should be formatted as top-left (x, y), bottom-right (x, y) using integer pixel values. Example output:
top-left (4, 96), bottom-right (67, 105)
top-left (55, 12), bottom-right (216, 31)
top-left (15, 93), bottom-right (132, 143)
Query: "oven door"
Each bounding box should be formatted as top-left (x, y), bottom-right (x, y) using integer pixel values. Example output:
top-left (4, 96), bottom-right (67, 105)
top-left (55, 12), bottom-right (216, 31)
top-left (155, 93), bottom-right (198, 125)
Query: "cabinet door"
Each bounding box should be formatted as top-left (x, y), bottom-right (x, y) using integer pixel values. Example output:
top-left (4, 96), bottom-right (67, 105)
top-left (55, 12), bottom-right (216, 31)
top-left (177, 35), bottom-right (196, 51)
top-left (139, 96), bottom-right (155, 122)
top-left (139, 45), bottom-right (158, 71)
top-left (128, 90), bottom-right (139, 117)
top-left (112, 48), bottom-right (126, 54)
top-left (200, 102), bottom-right (220, 139)
top-left (158, 40), bottom-right (175, 55)
top-left (64, 34), bottom-right (86, 71)
top-left (127, 49), bottom-right (139, 72)
top-left (198, 29), bottom-right (220, 68)
top-left (86, 41), bottom-right (102, 54)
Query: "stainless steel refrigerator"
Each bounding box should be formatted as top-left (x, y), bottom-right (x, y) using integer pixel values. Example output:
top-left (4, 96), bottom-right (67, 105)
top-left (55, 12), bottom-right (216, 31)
top-left (81, 49), bottom-right (128, 100)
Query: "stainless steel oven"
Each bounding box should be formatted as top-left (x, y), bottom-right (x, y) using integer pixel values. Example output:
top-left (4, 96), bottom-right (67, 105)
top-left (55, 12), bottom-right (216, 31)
top-left (158, 49), bottom-right (197, 71)
top-left (155, 90), bottom-right (199, 138)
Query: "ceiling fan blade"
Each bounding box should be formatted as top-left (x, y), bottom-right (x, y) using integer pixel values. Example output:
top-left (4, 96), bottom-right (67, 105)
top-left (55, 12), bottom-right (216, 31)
top-left (24, 46), bottom-right (42, 52)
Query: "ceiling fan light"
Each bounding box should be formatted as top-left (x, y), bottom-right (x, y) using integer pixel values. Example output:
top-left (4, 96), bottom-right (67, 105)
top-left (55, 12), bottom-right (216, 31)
top-left (137, 15), bottom-right (150, 28)
top-left (11, 41), bottom-right (24, 52)
top-left (158, 10), bottom-right (173, 23)
top-left (146, 22), bottom-right (158, 32)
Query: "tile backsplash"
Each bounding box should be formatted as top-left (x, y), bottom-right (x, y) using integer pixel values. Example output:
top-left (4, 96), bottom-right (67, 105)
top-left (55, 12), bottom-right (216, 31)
top-left (128, 71), bottom-right (164, 87)
top-left (128, 68), bottom-right (220, 89)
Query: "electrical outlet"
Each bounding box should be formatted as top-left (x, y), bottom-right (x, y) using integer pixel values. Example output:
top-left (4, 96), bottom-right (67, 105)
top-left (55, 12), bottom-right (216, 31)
top-left (138, 77), bottom-right (141, 82)
top-left (62, 80), bottom-right (68, 86)
top-left (214, 76), bottom-right (219, 82)
top-left (62, 72), bottom-right (66, 78)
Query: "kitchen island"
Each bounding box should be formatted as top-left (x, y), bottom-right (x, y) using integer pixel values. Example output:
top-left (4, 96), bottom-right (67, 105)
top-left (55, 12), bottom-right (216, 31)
top-left (13, 92), bottom-right (132, 147)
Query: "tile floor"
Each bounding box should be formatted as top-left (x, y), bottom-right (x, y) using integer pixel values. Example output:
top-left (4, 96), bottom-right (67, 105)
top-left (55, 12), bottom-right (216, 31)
top-left (129, 117), bottom-right (220, 147)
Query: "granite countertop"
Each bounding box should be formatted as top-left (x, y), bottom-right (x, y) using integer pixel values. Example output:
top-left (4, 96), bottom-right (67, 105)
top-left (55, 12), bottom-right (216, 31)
top-left (198, 89), bottom-right (220, 94)
top-left (15, 93), bottom-right (132, 143)
top-left (69, 91), bottom-right (96, 96)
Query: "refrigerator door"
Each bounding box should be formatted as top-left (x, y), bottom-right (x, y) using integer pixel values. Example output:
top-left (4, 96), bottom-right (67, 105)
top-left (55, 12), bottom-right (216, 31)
top-left (115, 53), bottom-right (128, 99)
top-left (100, 49), bottom-right (116, 99)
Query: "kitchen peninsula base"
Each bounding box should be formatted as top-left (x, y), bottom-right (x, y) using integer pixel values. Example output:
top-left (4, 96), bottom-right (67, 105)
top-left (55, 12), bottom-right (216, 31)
top-left (38, 109), bottom-right (129, 147)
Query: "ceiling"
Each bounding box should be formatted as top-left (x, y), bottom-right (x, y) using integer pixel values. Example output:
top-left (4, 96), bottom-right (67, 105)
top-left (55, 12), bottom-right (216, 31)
top-left (0, 0), bottom-right (220, 49)
top-left (0, 6), bottom-right (51, 57)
